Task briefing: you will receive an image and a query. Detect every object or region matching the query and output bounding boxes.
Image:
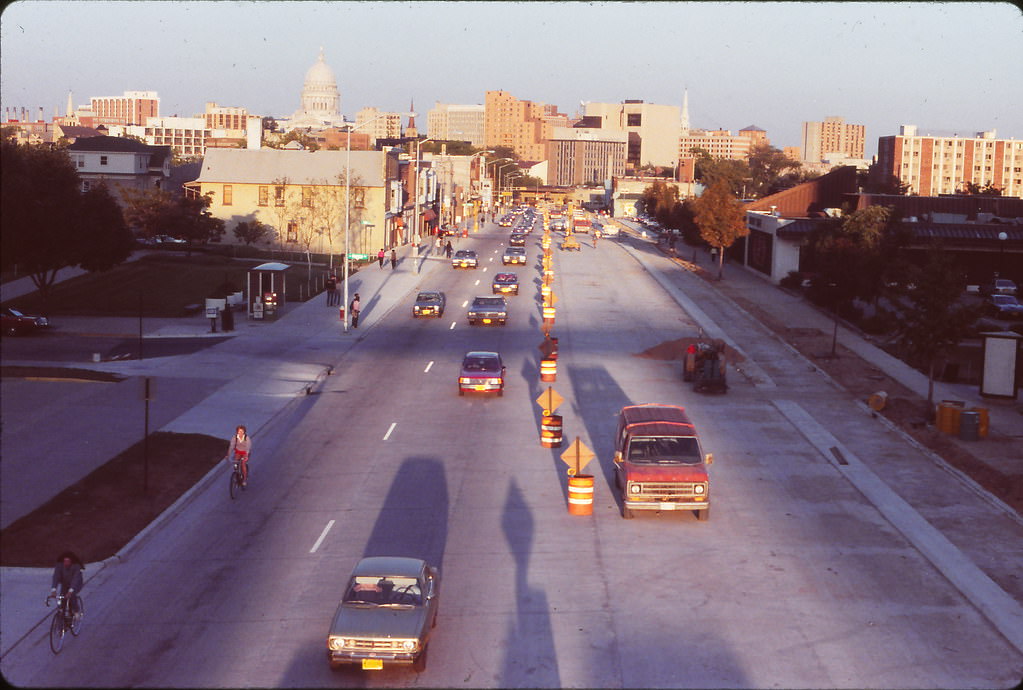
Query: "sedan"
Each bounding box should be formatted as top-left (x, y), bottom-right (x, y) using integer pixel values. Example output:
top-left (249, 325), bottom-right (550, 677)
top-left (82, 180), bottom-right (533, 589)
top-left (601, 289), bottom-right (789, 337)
top-left (412, 290), bottom-right (446, 318)
top-left (458, 350), bottom-right (506, 396)
top-left (2, 307), bottom-right (50, 337)
top-left (492, 273), bottom-right (519, 295)
top-left (326, 556), bottom-right (440, 672)
top-left (502, 247), bottom-right (527, 265)
top-left (467, 296), bottom-right (508, 326)
top-left (509, 233), bottom-right (527, 247)
top-left (980, 278), bottom-right (1019, 297)
top-left (986, 294), bottom-right (1023, 319)
top-left (451, 249), bottom-right (478, 269)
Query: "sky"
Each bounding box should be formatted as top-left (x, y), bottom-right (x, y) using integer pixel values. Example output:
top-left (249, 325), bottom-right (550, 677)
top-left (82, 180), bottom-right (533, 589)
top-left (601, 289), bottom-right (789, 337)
top-left (2, 1), bottom-right (1021, 157)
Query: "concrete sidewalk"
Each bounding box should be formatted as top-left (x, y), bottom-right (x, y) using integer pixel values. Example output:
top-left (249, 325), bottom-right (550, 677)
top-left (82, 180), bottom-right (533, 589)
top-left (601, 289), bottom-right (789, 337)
top-left (0, 240), bottom-right (448, 658)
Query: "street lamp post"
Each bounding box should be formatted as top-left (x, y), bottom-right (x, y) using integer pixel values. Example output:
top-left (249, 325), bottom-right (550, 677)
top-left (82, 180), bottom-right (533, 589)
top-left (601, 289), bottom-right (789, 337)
top-left (495, 161), bottom-right (516, 209)
top-left (414, 136), bottom-right (435, 246)
top-left (343, 110), bottom-right (413, 333)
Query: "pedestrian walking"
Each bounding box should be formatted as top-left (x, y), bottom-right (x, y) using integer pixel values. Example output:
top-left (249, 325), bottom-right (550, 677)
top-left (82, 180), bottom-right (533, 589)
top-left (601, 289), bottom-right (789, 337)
top-left (325, 273), bottom-right (338, 305)
top-left (390, 249), bottom-right (397, 269)
top-left (444, 240), bottom-right (453, 258)
top-left (377, 248), bottom-right (385, 268)
top-left (349, 293), bottom-right (361, 328)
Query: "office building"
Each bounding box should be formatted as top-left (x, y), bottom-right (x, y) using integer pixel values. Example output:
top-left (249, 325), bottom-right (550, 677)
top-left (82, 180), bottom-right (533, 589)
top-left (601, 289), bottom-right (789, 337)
top-left (801, 116), bottom-right (865, 162)
top-left (584, 100), bottom-right (680, 170)
top-left (427, 102), bottom-right (485, 146)
top-left (546, 127), bottom-right (627, 186)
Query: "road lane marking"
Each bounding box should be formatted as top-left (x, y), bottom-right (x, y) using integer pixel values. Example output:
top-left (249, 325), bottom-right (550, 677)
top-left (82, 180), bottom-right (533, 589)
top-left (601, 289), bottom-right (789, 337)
top-left (449, 321), bottom-right (456, 330)
top-left (383, 422), bottom-right (397, 440)
top-left (310, 520), bottom-right (335, 553)
top-left (461, 300), bottom-right (468, 307)
top-left (474, 279), bottom-right (480, 286)
top-left (424, 361), bottom-right (434, 373)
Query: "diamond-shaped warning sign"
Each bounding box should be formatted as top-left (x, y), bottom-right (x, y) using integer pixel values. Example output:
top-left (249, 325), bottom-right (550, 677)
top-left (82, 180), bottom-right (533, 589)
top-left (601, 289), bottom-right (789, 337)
top-left (561, 437), bottom-right (595, 475)
top-left (535, 386), bottom-right (564, 416)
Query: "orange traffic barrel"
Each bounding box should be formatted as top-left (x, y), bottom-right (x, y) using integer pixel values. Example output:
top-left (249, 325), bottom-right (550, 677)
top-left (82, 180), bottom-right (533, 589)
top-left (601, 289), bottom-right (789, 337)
top-left (540, 358), bottom-right (557, 381)
top-left (540, 414), bottom-right (563, 448)
top-left (541, 283), bottom-right (551, 299)
top-left (567, 475), bottom-right (594, 515)
top-left (936, 400), bottom-right (964, 434)
top-left (543, 306), bottom-right (556, 321)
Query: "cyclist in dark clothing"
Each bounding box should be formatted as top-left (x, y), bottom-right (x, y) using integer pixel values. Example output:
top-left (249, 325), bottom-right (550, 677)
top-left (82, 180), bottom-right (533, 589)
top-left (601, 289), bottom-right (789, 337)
top-left (50, 551), bottom-right (84, 609)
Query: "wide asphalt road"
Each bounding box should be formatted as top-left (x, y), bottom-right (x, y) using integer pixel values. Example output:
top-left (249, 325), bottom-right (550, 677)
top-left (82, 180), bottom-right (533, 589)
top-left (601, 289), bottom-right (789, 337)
top-left (4, 222), bottom-right (1022, 687)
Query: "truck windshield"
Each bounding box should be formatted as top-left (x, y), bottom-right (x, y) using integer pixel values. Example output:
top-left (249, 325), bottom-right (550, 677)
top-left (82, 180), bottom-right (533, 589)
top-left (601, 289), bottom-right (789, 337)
top-left (627, 436), bottom-right (702, 464)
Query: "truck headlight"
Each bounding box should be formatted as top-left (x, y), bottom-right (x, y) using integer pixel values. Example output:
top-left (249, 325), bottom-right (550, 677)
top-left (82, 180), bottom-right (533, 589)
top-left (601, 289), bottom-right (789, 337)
top-left (328, 636), bottom-right (346, 650)
top-left (401, 639), bottom-right (418, 652)
top-left (629, 483), bottom-right (641, 494)
top-left (459, 377), bottom-right (472, 384)
top-left (694, 484), bottom-right (705, 495)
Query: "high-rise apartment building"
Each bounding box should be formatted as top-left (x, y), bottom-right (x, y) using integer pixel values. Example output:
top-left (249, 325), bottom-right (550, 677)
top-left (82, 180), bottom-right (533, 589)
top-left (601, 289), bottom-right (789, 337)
top-left (583, 100), bottom-right (680, 170)
top-left (354, 107), bottom-right (402, 146)
top-left (546, 127), bottom-right (627, 186)
top-left (875, 125), bottom-right (1023, 197)
top-left (484, 90), bottom-right (566, 161)
top-left (679, 128), bottom-right (765, 161)
top-left (85, 90), bottom-right (159, 126)
top-left (801, 116), bottom-right (865, 162)
top-left (205, 102), bottom-right (250, 134)
top-left (427, 102), bottom-right (485, 146)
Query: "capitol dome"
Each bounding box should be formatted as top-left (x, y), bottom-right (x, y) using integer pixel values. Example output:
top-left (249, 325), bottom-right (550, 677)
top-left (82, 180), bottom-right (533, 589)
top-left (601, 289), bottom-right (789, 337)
top-left (286, 47), bottom-right (346, 131)
top-left (304, 49), bottom-right (337, 88)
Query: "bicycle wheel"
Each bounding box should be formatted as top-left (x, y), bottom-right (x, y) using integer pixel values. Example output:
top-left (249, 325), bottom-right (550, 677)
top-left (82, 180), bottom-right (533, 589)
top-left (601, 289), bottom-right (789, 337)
top-left (70, 596), bottom-right (84, 636)
top-left (229, 470), bottom-right (240, 499)
top-left (49, 610), bottom-right (65, 654)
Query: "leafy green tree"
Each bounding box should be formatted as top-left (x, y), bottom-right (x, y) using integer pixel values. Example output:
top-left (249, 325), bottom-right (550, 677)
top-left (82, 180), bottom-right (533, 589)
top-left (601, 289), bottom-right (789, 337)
top-left (890, 246), bottom-right (977, 409)
top-left (1, 136), bottom-right (133, 307)
top-left (639, 180), bottom-right (680, 228)
top-left (961, 181), bottom-right (1002, 196)
top-left (122, 187), bottom-right (225, 250)
top-left (693, 151), bottom-right (750, 197)
top-left (747, 143), bottom-right (799, 197)
top-left (692, 181), bottom-right (748, 279)
top-left (233, 220), bottom-right (272, 246)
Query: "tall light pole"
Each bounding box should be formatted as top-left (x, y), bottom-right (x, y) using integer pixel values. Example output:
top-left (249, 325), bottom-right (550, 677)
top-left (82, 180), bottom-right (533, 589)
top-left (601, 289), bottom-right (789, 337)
top-left (495, 161), bottom-right (516, 207)
top-left (343, 110), bottom-right (413, 333)
top-left (414, 136), bottom-right (434, 244)
top-left (486, 157), bottom-right (513, 214)
top-left (467, 150), bottom-right (493, 230)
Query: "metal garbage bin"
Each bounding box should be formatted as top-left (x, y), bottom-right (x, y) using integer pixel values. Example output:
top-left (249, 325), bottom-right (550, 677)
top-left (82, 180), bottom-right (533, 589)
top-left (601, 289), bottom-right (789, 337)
top-left (959, 410), bottom-right (980, 441)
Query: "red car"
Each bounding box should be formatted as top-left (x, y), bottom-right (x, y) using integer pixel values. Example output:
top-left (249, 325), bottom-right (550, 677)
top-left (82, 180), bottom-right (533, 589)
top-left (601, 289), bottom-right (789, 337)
top-left (458, 351), bottom-right (506, 396)
top-left (2, 307), bottom-right (50, 337)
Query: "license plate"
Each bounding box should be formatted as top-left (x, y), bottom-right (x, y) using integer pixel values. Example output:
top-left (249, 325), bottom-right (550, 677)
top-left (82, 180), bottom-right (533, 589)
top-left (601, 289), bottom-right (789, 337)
top-left (483, 318), bottom-right (492, 324)
top-left (475, 385), bottom-right (487, 391)
top-left (362, 659), bottom-right (384, 670)
top-left (421, 308), bottom-right (433, 314)
top-left (660, 503), bottom-right (677, 510)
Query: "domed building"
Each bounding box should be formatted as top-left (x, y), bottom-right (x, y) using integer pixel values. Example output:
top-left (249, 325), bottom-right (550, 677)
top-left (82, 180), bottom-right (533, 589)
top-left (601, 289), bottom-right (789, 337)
top-left (284, 48), bottom-right (347, 131)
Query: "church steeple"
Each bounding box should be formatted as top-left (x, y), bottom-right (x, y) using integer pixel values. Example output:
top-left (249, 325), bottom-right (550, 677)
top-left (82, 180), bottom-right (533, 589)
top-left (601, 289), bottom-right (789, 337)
top-left (680, 88), bottom-right (690, 134)
top-left (405, 98), bottom-right (418, 138)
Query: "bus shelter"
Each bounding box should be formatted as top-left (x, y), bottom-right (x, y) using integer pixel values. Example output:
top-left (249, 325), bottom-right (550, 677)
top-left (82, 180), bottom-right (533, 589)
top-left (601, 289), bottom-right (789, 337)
top-left (247, 262), bottom-right (291, 320)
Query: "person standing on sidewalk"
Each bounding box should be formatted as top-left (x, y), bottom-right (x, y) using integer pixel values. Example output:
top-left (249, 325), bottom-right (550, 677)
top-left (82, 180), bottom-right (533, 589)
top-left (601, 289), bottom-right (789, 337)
top-left (390, 249), bottom-right (397, 269)
top-left (445, 240), bottom-right (453, 258)
top-left (350, 293), bottom-right (361, 328)
top-left (377, 248), bottom-right (385, 268)
top-left (325, 274), bottom-right (338, 305)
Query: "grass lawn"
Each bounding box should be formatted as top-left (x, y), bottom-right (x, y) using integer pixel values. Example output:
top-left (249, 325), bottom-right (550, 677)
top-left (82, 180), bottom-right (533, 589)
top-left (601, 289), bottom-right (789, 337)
top-left (4, 252), bottom-right (345, 317)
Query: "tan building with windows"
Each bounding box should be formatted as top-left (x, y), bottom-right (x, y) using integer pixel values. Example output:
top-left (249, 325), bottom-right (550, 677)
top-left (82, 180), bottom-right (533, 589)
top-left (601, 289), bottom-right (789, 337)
top-left (801, 116), bottom-right (865, 162)
top-left (679, 127), bottom-right (768, 161)
top-left (876, 125), bottom-right (1023, 197)
top-left (427, 102), bottom-right (485, 146)
top-left (186, 148), bottom-right (406, 252)
top-left (354, 107), bottom-right (403, 146)
top-left (546, 127), bottom-right (627, 186)
top-left (584, 100), bottom-right (681, 170)
top-left (82, 90), bottom-right (160, 126)
top-left (484, 90), bottom-right (566, 161)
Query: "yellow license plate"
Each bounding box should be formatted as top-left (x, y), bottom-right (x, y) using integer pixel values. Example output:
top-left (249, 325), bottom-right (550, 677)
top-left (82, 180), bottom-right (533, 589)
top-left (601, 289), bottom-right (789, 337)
top-left (421, 308), bottom-right (433, 314)
top-left (482, 318), bottom-right (492, 324)
top-left (475, 385), bottom-right (487, 390)
top-left (362, 659), bottom-right (384, 670)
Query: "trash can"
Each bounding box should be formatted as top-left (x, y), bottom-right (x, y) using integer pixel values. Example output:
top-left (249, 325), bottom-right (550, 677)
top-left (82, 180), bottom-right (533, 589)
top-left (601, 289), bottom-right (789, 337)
top-left (969, 407), bottom-right (990, 438)
top-left (936, 400), bottom-right (964, 434)
top-left (959, 410), bottom-right (980, 441)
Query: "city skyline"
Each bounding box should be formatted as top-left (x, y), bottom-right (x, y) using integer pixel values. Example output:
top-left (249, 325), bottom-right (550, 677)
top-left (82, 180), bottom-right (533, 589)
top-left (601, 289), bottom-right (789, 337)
top-left (2, 1), bottom-right (1021, 157)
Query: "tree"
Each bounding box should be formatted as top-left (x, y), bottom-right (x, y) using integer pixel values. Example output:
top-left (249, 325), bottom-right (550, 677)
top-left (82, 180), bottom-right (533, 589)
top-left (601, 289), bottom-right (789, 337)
top-left (961, 181), bottom-right (1002, 196)
top-left (233, 220), bottom-right (271, 246)
top-left (693, 151), bottom-right (751, 197)
top-left (122, 187), bottom-right (225, 250)
top-left (692, 181), bottom-right (748, 279)
top-left (747, 143), bottom-right (800, 197)
top-left (640, 180), bottom-right (680, 227)
top-left (1, 136), bottom-right (133, 307)
top-left (890, 245), bottom-right (977, 411)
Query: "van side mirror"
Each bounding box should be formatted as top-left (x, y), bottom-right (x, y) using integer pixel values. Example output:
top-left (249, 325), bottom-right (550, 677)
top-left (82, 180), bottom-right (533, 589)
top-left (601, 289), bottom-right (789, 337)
top-left (705, 453), bottom-right (714, 465)
top-left (613, 451), bottom-right (623, 464)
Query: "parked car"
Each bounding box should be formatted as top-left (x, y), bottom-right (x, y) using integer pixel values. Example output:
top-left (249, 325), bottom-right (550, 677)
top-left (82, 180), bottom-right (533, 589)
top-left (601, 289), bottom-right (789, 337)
top-left (412, 290), bottom-right (446, 318)
top-left (154, 234), bottom-right (187, 245)
top-left (326, 556), bottom-right (440, 672)
top-left (491, 273), bottom-right (519, 295)
top-left (980, 278), bottom-right (1019, 297)
top-left (509, 233), bottom-right (527, 246)
top-left (2, 307), bottom-right (50, 337)
top-left (502, 247), bottom-right (527, 265)
top-left (986, 294), bottom-right (1023, 319)
top-left (467, 296), bottom-right (508, 326)
top-left (451, 249), bottom-right (478, 269)
top-left (458, 350), bottom-right (506, 396)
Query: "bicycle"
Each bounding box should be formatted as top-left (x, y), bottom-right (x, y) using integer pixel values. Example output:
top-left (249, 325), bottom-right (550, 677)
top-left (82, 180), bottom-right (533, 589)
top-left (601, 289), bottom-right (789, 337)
top-left (228, 456), bottom-right (248, 499)
top-left (46, 592), bottom-right (84, 654)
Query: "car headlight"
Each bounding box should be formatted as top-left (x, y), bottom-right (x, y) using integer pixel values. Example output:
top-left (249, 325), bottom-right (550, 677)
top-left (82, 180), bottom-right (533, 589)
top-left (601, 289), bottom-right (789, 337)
top-left (486, 378), bottom-right (502, 385)
top-left (401, 639), bottom-right (419, 652)
top-left (629, 483), bottom-right (641, 494)
top-left (459, 377), bottom-right (472, 384)
top-left (328, 636), bottom-right (346, 650)
top-left (694, 483), bottom-right (706, 495)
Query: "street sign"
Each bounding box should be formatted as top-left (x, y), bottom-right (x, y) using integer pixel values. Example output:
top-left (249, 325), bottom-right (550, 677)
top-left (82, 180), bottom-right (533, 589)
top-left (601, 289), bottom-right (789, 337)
top-left (561, 437), bottom-right (595, 476)
top-left (347, 253), bottom-right (369, 261)
top-left (535, 386), bottom-right (564, 416)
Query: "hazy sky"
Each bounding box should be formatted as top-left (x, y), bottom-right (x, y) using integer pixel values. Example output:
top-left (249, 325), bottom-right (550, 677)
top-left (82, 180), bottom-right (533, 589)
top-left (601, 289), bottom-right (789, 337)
top-left (2, 1), bottom-right (1021, 156)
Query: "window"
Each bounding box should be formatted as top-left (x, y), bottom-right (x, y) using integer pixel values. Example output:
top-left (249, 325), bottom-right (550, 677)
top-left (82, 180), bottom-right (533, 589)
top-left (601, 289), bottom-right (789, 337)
top-left (354, 189), bottom-right (366, 209)
top-left (275, 186), bottom-right (285, 206)
top-left (258, 186), bottom-right (269, 206)
top-left (627, 113), bottom-right (642, 127)
top-left (286, 221), bottom-right (298, 243)
top-left (223, 185), bottom-right (233, 206)
top-left (100, 155), bottom-right (108, 166)
top-left (302, 187), bottom-right (313, 207)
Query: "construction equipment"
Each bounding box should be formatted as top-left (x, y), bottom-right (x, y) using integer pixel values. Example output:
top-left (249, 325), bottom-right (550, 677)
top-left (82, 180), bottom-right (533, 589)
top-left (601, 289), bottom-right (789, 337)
top-left (682, 340), bottom-right (728, 393)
